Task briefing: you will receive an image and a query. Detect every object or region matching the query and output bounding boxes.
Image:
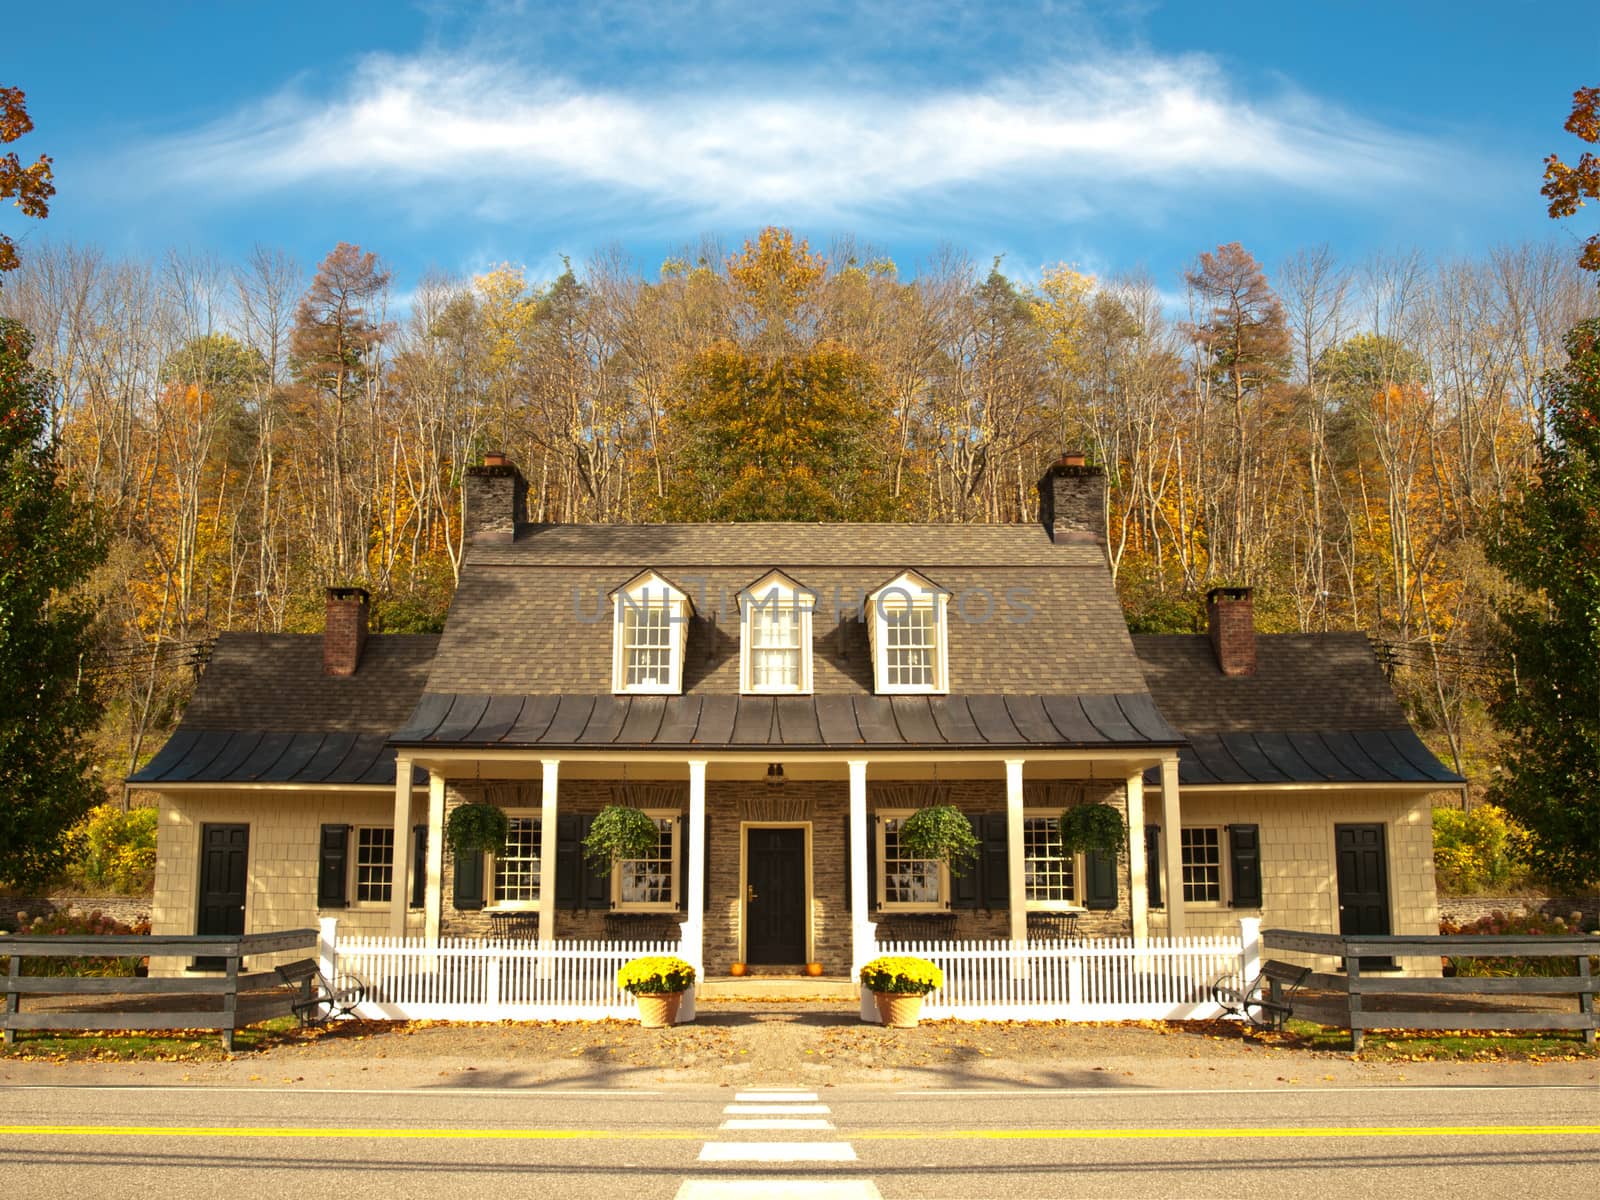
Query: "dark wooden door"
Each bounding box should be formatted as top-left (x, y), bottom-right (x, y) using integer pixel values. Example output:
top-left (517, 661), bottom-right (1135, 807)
top-left (745, 827), bottom-right (806, 965)
top-left (197, 823), bottom-right (249, 937)
top-left (1335, 823), bottom-right (1391, 949)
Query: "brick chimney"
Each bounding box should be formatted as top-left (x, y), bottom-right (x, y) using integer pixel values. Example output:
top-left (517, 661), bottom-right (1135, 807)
top-left (463, 452), bottom-right (528, 543)
top-left (1206, 587), bottom-right (1256, 677)
top-left (324, 586), bottom-right (370, 677)
top-left (1037, 451), bottom-right (1106, 546)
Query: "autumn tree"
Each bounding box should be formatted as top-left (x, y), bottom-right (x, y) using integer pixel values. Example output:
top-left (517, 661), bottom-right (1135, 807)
top-left (1542, 86), bottom-right (1600, 272)
top-left (0, 86), bottom-right (53, 282)
top-left (0, 318), bottom-right (104, 887)
top-left (1487, 317), bottom-right (1600, 888)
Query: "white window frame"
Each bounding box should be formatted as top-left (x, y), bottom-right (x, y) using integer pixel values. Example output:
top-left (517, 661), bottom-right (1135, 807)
top-left (488, 810), bottom-right (542, 911)
top-left (1179, 826), bottom-right (1225, 906)
top-left (611, 811), bottom-right (679, 913)
top-left (351, 825), bottom-right (395, 907)
top-left (610, 570), bottom-right (691, 695)
top-left (739, 570), bottom-right (815, 695)
top-left (1022, 810), bottom-right (1081, 910)
top-left (866, 570), bottom-right (950, 695)
top-left (875, 810), bottom-right (948, 911)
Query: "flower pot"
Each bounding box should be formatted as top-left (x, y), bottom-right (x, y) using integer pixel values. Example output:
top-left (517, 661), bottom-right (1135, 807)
top-left (874, 991), bottom-right (924, 1028)
top-left (804, 962), bottom-right (824, 977)
top-left (635, 991), bottom-right (684, 1027)
top-left (729, 962), bottom-right (747, 977)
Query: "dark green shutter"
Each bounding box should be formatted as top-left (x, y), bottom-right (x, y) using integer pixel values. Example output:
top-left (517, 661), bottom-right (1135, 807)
top-left (1228, 824), bottom-right (1262, 908)
top-left (410, 824), bottom-right (427, 909)
top-left (702, 811), bottom-right (712, 912)
top-left (677, 813), bottom-right (689, 912)
top-left (1144, 825), bottom-right (1162, 909)
top-left (556, 812), bottom-right (582, 908)
top-left (317, 825), bottom-right (350, 908)
top-left (950, 812), bottom-right (981, 909)
top-left (453, 848), bottom-right (485, 910)
top-left (1084, 847), bottom-right (1118, 910)
top-left (866, 813), bottom-right (877, 911)
top-left (581, 814), bottom-right (611, 909)
top-left (980, 812), bottom-right (1010, 910)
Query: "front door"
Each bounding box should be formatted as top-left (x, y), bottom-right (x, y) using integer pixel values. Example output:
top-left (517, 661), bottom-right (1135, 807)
top-left (196, 824), bottom-right (249, 966)
top-left (744, 827), bottom-right (807, 965)
top-left (1335, 823), bottom-right (1391, 967)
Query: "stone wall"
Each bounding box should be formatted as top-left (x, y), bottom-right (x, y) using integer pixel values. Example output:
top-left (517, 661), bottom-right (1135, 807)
top-left (1438, 895), bottom-right (1599, 929)
top-left (1, 894), bottom-right (152, 933)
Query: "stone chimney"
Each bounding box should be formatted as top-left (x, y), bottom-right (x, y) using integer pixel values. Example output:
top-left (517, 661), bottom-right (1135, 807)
top-left (1206, 586), bottom-right (1256, 677)
top-left (1037, 451), bottom-right (1106, 546)
top-left (324, 586), bottom-right (370, 677)
top-left (463, 452), bottom-right (528, 544)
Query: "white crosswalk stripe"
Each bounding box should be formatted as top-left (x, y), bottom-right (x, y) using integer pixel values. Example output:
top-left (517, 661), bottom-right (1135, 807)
top-left (674, 1183), bottom-right (884, 1199)
top-left (681, 1081), bottom-right (876, 1196)
top-left (699, 1142), bottom-right (859, 1162)
top-left (722, 1102), bottom-right (830, 1114)
top-left (720, 1117), bottom-right (835, 1130)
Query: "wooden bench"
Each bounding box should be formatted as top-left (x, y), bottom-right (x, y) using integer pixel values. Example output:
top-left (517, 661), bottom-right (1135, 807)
top-left (275, 959), bottom-right (365, 1026)
top-left (1212, 960), bottom-right (1311, 1030)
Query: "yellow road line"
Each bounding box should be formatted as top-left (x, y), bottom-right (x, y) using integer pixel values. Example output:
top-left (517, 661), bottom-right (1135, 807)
top-left (1, 1124), bottom-right (1597, 1142)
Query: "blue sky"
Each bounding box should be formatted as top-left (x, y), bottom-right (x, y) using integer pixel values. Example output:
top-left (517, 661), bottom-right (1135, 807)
top-left (6, 1), bottom-right (1599, 292)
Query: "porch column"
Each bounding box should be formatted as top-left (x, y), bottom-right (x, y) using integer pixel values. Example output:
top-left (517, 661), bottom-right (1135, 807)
top-left (1160, 754), bottom-right (1186, 938)
top-left (1005, 758), bottom-right (1027, 946)
top-left (848, 758), bottom-right (872, 972)
top-left (389, 754), bottom-right (413, 937)
top-left (1126, 769), bottom-right (1148, 945)
top-left (424, 770), bottom-right (446, 947)
top-left (684, 759), bottom-right (708, 979)
top-left (538, 758), bottom-right (559, 947)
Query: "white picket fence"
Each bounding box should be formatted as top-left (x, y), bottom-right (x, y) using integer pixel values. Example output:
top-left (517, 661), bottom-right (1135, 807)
top-left (334, 936), bottom-right (679, 1021)
top-left (873, 933), bottom-right (1246, 1021)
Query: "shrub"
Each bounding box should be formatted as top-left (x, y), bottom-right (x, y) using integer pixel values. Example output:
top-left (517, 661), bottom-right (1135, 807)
top-left (60, 804), bottom-right (157, 894)
top-left (616, 955), bottom-right (696, 995)
top-left (897, 804), bottom-right (979, 874)
top-left (859, 955), bottom-right (944, 995)
top-left (1441, 909), bottom-right (1599, 978)
top-left (1433, 804), bottom-right (1528, 894)
top-left (0, 909), bottom-right (150, 977)
top-left (446, 802), bottom-right (509, 856)
top-left (1058, 802), bottom-right (1125, 856)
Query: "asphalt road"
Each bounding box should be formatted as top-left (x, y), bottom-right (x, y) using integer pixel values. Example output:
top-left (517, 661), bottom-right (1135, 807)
top-left (3, 1080), bottom-right (1598, 1199)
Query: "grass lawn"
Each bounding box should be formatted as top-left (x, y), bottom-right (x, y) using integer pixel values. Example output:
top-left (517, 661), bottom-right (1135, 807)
top-left (0, 1016), bottom-right (303, 1061)
top-left (1278, 1018), bottom-right (1599, 1061)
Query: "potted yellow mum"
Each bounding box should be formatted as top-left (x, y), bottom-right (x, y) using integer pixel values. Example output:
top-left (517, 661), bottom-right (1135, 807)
top-left (616, 955), bottom-right (696, 1027)
top-left (859, 955), bottom-right (944, 1027)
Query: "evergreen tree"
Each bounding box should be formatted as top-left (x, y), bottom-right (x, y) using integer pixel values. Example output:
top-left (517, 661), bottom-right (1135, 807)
top-left (1488, 317), bottom-right (1600, 890)
top-left (0, 318), bottom-right (104, 889)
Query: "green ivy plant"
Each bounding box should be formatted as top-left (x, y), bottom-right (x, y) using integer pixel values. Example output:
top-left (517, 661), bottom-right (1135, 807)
top-left (859, 955), bottom-right (945, 995)
top-left (1058, 802), bottom-right (1125, 856)
top-left (445, 802), bottom-right (509, 856)
top-left (584, 804), bottom-right (663, 867)
top-left (616, 955), bottom-right (696, 995)
top-left (896, 804), bottom-right (980, 876)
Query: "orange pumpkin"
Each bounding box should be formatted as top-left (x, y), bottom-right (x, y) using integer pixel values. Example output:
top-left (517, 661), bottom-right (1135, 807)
top-left (729, 962), bottom-right (747, 977)
top-left (804, 962), bottom-right (824, 977)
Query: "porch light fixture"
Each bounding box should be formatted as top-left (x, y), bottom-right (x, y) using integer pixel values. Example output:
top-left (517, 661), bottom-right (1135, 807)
top-left (766, 762), bottom-right (785, 789)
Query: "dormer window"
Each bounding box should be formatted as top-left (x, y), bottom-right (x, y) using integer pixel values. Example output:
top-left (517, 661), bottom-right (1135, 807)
top-left (611, 571), bottom-right (692, 694)
top-left (867, 570), bottom-right (950, 695)
top-left (740, 570), bottom-right (815, 694)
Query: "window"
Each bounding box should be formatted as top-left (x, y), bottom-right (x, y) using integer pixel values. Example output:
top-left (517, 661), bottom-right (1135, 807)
top-left (1022, 815), bottom-right (1076, 907)
top-left (739, 570), bottom-right (814, 694)
top-left (614, 814), bottom-right (677, 911)
top-left (867, 570), bottom-right (950, 694)
top-left (611, 571), bottom-right (692, 694)
top-left (877, 813), bottom-right (945, 909)
top-left (354, 827), bottom-right (395, 904)
top-left (1181, 827), bottom-right (1223, 903)
top-left (493, 815), bottom-right (542, 907)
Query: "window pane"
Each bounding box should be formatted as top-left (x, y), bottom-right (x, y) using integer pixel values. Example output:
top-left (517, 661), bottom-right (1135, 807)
top-left (624, 604), bottom-right (673, 687)
top-left (495, 816), bottom-right (541, 902)
top-left (355, 827), bottom-right (394, 903)
top-left (1180, 827), bottom-right (1222, 903)
top-left (883, 607), bottom-right (936, 688)
top-left (882, 817), bottom-right (941, 904)
top-left (1023, 817), bottom-right (1074, 902)
top-left (619, 818), bottom-right (674, 905)
top-left (749, 601), bottom-right (801, 688)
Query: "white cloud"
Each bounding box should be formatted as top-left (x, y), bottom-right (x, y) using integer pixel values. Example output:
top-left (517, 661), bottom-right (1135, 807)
top-left (142, 50), bottom-right (1446, 223)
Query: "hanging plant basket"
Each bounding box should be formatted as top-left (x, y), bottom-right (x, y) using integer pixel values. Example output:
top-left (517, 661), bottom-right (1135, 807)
top-left (1058, 802), bottom-right (1125, 856)
top-left (584, 804), bottom-right (662, 867)
top-left (446, 802), bottom-right (509, 856)
top-left (897, 803), bottom-right (980, 876)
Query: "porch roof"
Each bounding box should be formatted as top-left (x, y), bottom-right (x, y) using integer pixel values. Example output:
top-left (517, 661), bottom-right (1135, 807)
top-left (1143, 728), bottom-right (1463, 787)
top-left (128, 730), bottom-right (427, 787)
top-left (390, 691), bottom-right (1184, 751)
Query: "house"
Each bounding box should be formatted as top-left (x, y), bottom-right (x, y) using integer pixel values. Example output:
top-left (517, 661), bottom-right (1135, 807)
top-left (131, 456), bottom-right (1461, 987)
